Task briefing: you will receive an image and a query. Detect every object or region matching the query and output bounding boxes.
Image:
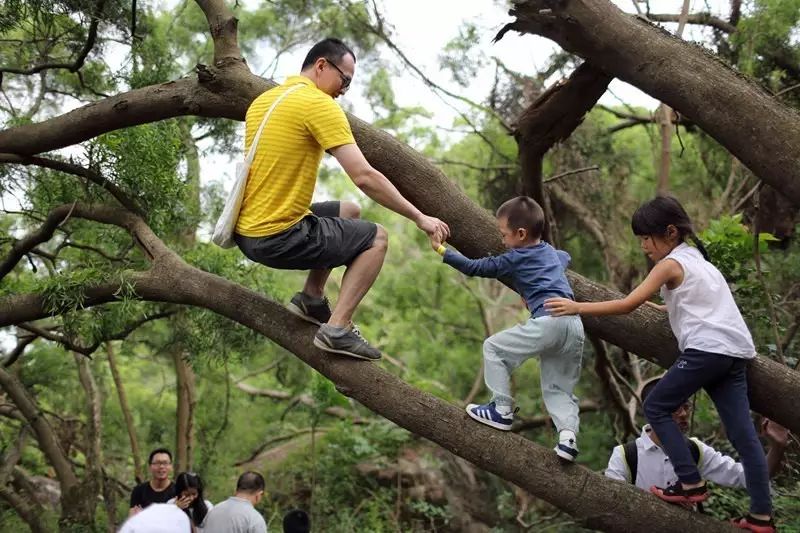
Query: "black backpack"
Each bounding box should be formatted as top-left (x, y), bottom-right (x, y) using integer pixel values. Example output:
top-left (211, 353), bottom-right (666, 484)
top-left (622, 437), bottom-right (701, 485)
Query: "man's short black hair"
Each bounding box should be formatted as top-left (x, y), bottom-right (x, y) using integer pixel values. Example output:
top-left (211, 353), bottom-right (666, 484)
top-left (236, 471), bottom-right (265, 493)
top-left (495, 196), bottom-right (545, 240)
top-left (148, 448), bottom-right (172, 464)
top-left (301, 38), bottom-right (356, 70)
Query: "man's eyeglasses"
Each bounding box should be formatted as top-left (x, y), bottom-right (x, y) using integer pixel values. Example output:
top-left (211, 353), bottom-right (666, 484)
top-left (150, 460), bottom-right (172, 466)
top-left (324, 58), bottom-right (351, 92)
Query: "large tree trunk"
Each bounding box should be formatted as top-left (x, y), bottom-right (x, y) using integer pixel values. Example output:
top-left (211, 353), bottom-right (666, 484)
top-left (498, 0), bottom-right (800, 207)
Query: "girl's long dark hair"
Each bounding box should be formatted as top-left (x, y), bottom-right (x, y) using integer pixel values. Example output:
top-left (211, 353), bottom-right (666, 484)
top-left (630, 195), bottom-right (710, 260)
top-left (175, 472), bottom-right (208, 526)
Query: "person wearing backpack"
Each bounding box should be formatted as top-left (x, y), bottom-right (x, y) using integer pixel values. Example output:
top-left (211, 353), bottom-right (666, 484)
top-left (604, 376), bottom-right (789, 497)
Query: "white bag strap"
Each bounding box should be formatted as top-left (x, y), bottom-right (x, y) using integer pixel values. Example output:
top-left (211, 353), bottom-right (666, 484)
top-left (245, 83), bottom-right (305, 165)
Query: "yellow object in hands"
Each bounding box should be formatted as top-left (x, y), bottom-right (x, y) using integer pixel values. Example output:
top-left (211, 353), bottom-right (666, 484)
top-left (436, 244), bottom-right (447, 256)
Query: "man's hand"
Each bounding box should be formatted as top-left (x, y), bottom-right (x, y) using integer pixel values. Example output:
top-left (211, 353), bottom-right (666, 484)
top-left (544, 297), bottom-right (580, 316)
top-left (130, 505), bottom-right (143, 516)
top-left (416, 214), bottom-right (450, 244)
top-left (761, 419), bottom-right (790, 447)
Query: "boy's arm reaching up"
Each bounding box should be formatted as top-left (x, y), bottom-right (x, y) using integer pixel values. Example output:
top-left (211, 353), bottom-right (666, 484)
top-left (433, 242), bottom-right (515, 279)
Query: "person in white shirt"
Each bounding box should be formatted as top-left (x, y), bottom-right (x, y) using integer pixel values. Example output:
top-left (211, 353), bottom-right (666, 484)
top-left (118, 503), bottom-right (191, 533)
top-left (605, 377), bottom-right (789, 494)
top-left (546, 195), bottom-right (782, 531)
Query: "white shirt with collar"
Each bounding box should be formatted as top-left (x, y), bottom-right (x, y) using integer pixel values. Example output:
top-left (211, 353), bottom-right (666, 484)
top-left (605, 425), bottom-right (746, 490)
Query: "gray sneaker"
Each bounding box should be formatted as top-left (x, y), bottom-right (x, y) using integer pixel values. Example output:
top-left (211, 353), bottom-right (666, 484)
top-left (313, 324), bottom-right (382, 361)
top-left (287, 292), bottom-right (332, 325)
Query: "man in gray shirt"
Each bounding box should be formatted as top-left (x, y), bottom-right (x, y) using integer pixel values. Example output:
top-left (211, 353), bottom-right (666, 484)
top-left (203, 471), bottom-right (267, 533)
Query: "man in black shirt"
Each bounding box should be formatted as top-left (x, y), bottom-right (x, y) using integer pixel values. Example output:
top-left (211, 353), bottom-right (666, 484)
top-left (129, 448), bottom-right (176, 516)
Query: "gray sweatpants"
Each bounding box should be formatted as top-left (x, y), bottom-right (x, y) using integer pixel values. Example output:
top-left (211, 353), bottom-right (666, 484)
top-left (483, 315), bottom-right (584, 433)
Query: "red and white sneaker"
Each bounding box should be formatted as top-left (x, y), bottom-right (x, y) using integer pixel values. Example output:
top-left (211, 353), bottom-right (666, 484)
top-left (731, 515), bottom-right (776, 533)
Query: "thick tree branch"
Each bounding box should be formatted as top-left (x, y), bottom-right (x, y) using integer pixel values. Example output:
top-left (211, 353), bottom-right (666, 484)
top-left (499, 0), bottom-right (800, 207)
top-left (0, 72), bottom-right (251, 155)
top-left (194, 0), bottom-right (244, 65)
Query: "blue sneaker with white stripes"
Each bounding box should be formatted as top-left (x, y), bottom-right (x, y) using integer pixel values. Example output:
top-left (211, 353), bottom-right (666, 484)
top-left (554, 430), bottom-right (579, 462)
top-left (465, 401), bottom-right (513, 431)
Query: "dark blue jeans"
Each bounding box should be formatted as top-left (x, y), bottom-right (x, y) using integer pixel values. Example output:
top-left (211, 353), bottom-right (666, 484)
top-left (643, 349), bottom-right (771, 515)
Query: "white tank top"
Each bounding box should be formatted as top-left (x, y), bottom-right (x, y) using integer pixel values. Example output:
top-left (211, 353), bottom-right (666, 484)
top-left (660, 243), bottom-right (755, 359)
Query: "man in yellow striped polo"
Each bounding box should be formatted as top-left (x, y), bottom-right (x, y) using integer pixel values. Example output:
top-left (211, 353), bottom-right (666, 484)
top-left (234, 38), bottom-right (450, 360)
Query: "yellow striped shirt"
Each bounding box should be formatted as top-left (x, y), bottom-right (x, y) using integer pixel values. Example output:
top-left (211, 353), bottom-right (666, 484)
top-left (235, 76), bottom-right (355, 237)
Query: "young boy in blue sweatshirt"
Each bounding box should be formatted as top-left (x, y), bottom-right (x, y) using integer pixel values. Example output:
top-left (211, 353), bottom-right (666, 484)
top-left (433, 196), bottom-right (585, 460)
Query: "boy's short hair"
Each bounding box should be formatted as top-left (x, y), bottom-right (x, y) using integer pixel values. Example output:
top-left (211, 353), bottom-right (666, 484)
top-left (496, 196), bottom-right (545, 239)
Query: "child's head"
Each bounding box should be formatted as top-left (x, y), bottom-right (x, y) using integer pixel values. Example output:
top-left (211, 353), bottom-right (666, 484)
top-left (631, 195), bottom-right (708, 261)
top-left (495, 196), bottom-right (544, 248)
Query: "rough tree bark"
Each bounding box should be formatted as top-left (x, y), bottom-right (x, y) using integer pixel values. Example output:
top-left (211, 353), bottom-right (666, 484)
top-left (497, 0), bottom-right (800, 207)
top-left (0, 203), bottom-right (739, 533)
top-left (514, 61), bottom-right (613, 242)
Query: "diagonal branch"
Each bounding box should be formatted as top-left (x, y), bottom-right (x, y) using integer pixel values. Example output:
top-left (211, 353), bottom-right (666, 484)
top-left (0, 0), bottom-right (107, 86)
top-left (2, 334), bottom-right (37, 367)
top-left (16, 310), bottom-right (174, 357)
top-left (0, 205), bottom-right (76, 282)
top-left (0, 154), bottom-right (144, 216)
top-left (0, 367), bottom-right (79, 491)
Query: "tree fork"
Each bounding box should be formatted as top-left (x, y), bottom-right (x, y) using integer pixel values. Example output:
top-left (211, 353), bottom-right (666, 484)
top-left (497, 0), bottom-right (800, 207)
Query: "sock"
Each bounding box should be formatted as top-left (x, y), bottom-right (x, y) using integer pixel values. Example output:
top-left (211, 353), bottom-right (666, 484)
top-left (559, 429), bottom-right (576, 440)
top-left (495, 404), bottom-right (513, 416)
top-left (321, 324), bottom-right (348, 337)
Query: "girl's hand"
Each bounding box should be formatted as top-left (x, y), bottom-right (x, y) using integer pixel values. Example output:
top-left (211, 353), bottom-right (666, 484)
top-left (645, 301), bottom-right (667, 312)
top-left (175, 494), bottom-right (195, 509)
top-left (544, 297), bottom-right (580, 316)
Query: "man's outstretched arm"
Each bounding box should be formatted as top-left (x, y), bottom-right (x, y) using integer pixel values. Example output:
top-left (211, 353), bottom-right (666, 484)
top-left (331, 143), bottom-right (449, 242)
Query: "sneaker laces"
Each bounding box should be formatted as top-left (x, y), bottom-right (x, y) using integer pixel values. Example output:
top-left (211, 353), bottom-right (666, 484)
top-left (348, 322), bottom-right (369, 344)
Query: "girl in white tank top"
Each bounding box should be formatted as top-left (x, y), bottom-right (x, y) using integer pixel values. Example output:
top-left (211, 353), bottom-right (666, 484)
top-left (545, 196), bottom-right (774, 532)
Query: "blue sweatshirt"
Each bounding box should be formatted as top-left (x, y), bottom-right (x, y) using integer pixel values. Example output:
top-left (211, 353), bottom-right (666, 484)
top-left (443, 242), bottom-right (574, 318)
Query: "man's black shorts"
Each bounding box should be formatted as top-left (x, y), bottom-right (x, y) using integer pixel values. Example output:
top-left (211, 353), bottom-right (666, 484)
top-left (234, 201), bottom-right (378, 270)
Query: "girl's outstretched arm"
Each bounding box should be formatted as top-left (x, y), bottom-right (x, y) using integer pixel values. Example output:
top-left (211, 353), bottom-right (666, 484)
top-left (544, 259), bottom-right (683, 316)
